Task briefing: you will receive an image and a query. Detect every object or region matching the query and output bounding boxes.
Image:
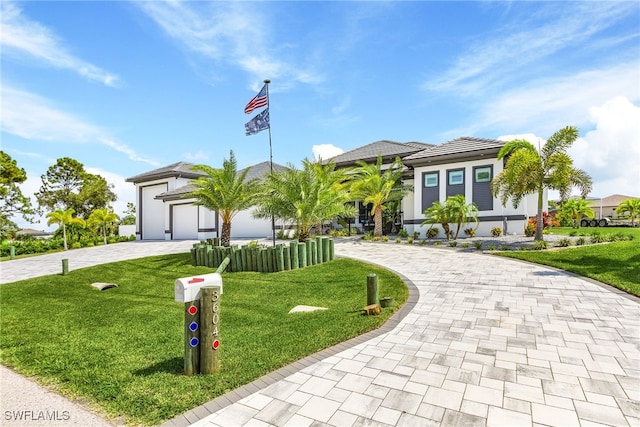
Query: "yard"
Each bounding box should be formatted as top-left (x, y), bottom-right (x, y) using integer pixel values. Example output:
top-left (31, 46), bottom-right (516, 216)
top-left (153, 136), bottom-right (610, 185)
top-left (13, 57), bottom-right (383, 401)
top-left (0, 254), bottom-right (407, 426)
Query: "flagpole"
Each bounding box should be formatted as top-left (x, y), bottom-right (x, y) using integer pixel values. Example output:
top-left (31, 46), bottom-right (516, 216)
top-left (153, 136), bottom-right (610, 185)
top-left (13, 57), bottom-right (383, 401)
top-left (264, 79), bottom-right (276, 247)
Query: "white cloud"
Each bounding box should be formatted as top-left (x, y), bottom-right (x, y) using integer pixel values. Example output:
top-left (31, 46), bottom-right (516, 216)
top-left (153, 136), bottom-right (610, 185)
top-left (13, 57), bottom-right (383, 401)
top-left (183, 151), bottom-right (210, 162)
top-left (1, 86), bottom-right (159, 166)
top-left (497, 96), bottom-right (640, 199)
top-left (0, 1), bottom-right (119, 86)
top-left (312, 144), bottom-right (344, 161)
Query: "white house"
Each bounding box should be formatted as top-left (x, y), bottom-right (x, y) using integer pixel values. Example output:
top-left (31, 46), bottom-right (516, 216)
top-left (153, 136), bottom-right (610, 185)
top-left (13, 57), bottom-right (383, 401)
top-left (128, 137), bottom-right (544, 240)
top-left (126, 161), bottom-right (285, 240)
top-left (328, 138), bottom-right (543, 237)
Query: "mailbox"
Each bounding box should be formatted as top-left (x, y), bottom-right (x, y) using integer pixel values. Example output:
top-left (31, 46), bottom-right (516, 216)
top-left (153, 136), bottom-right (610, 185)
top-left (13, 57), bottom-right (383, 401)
top-left (174, 273), bottom-right (223, 303)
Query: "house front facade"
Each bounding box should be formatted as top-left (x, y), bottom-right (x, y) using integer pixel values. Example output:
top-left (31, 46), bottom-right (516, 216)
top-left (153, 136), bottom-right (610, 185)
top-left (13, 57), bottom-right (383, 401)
top-left (328, 137), bottom-right (543, 238)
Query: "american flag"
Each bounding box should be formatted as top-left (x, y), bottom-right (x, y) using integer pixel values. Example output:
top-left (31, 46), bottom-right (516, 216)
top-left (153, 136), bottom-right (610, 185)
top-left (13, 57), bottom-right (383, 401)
top-left (244, 84), bottom-right (268, 114)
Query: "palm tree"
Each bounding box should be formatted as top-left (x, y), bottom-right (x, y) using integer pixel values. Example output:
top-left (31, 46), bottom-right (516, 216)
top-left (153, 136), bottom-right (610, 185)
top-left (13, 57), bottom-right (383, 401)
top-left (421, 200), bottom-right (454, 240)
top-left (447, 195), bottom-right (479, 240)
top-left (491, 126), bottom-right (592, 241)
top-left (88, 208), bottom-right (119, 244)
top-left (616, 198), bottom-right (640, 227)
top-left (46, 208), bottom-right (85, 250)
top-left (254, 159), bottom-right (354, 242)
top-left (350, 156), bottom-right (411, 237)
top-left (558, 198), bottom-right (594, 228)
top-left (190, 151), bottom-right (261, 247)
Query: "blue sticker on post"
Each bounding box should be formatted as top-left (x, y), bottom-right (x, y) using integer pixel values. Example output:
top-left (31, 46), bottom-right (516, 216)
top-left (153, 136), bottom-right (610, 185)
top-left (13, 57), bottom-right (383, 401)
top-left (189, 337), bottom-right (199, 347)
top-left (189, 321), bottom-right (198, 332)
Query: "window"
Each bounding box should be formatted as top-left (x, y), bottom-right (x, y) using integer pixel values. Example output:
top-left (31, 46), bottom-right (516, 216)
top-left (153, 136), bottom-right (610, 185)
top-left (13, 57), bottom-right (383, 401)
top-left (475, 167), bottom-right (492, 183)
top-left (424, 173), bottom-right (438, 188)
top-left (448, 170), bottom-right (464, 185)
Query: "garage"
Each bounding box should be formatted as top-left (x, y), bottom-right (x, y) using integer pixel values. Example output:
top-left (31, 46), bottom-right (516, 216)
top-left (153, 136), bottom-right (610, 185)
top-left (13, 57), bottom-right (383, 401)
top-left (141, 184), bottom-right (166, 240)
top-left (172, 204), bottom-right (198, 240)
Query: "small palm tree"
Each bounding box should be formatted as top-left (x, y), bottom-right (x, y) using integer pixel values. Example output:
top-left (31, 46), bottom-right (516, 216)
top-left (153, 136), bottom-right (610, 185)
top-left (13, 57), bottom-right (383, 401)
top-left (190, 151), bottom-right (261, 247)
top-left (558, 198), bottom-right (594, 228)
top-left (492, 126), bottom-right (592, 241)
top-left (88, 208), bottom-right (119, 245)
top-left (46, 208), bottom-right (85, 250)
top-left (421, 200), bottom-right (453, 240)
top-left (446, 195), bottom-right (479, 240)
top-left (616, 198), bottom-right (640, 227)
top-left (350, 156), bottom-right (411, 237)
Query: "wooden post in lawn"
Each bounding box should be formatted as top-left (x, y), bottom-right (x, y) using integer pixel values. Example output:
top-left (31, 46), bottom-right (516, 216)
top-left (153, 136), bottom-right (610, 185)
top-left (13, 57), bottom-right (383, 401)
top-left (367, 274), bottom-right (379, 306)
top-left (310, 240), bottom-right (317, 265)
top-left (276, 244), bottom-right (285, 271)
top-left (305, 240), bottom-right (312, 266)
top-left (283, 245), bottom-right (291, 270)
top-left (200, 286), bottom-right (221, 374)
top-left (184, 300), bottom-right (200, 376)
top-left (298, 242), bottom-right (307, 268)
top-left (62, 258), bottom-right (69, 275)
top-left (316, 236), bottom-right (323, 263)
top-left (322, 237), bottom-right (330, 263)
top-left (290, 241), bottom-right (299, 269)
top-left (9, 246), bottom-right (15, 260)
top-left (329, 238), bottom-right (335, 260)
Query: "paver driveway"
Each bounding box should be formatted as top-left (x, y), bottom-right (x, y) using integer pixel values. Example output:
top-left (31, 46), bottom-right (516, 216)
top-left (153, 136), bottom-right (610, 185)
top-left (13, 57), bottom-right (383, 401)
top-left (165, 240), bottom-right (640, 427)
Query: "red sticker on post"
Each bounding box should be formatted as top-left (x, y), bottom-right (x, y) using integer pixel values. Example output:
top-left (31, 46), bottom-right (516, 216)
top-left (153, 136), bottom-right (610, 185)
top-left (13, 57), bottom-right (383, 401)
top-left (212, 339), bottom-right (220, 350)
top-left (188, 278), bottom-right (204, 283)
top-left (188, 305), bottom-right (198, 315)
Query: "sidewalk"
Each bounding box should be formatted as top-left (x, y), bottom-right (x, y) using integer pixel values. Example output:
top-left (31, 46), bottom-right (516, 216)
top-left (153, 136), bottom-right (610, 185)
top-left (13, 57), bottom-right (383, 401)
top-left (2, 240), bottom-right (639, 426)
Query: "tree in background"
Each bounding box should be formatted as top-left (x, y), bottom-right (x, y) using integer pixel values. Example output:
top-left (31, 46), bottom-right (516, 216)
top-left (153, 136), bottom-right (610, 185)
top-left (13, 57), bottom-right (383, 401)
top-left (421, 200), bottom-right (454, 240)
top-left (492, 126), bottom-right (592, 241)
top-left (46, 208), bottom-right (85, 250)
top-left (616, 198), bottom-right (640, 227)
top-left (254, 159), bottom-right (354, 242)
top-left (88, 208), bottom-right (119, 245)
top-left (1, 151), bottom-right (35, 239)
top-left (120, 202), bottom-right (136, 225)
top-left (557, 198), bottom-right (594, 228)
top-left (350, 156), bottom-right (410, 237)
top-left (190, 151), bottom-right (260, 247)
top-left (36, 157), bottom-right (116, 218)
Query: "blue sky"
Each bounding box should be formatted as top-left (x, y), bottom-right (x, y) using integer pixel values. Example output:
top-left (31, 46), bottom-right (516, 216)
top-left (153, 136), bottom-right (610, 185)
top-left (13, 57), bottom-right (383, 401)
top-left (2, 0), bottom-right (639, 230)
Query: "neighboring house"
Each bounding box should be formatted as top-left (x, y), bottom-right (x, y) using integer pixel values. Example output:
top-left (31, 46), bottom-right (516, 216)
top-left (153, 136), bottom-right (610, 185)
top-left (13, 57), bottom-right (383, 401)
top-left (126, 161), bottom-right (285, 240)
top-left (587, 194), bottom-right (639, 219)
top-left (16, 228), bottom-right (53, 239)
top-left (328, 138), bottom-right (542, 237)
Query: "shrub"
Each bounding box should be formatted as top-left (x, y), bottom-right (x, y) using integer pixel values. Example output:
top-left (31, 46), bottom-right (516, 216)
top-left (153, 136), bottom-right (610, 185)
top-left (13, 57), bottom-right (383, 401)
top-left (461, 242), bottom-right (470, 248)
top-left (71, 242), bottom-right (82, 249)
top-left (426, 227), bottom-right (439, 239)
top-left (419, 239), bottom-right (427, 245)
top-left (448, 241), bottom-right (457, 247)
top-left (407, 237), bottom-right (414, 244)
top-left (524, 223), bottom-right (535, 237)
top-left (491, 227), bottom-right (502, 237)
top-left (532, 240), bottom-right (549, 250)
top-left (372, 236), bottom-right (380, 242)
top-left (556, 238), bottom-right (571, 247)
top-left (382, 236), bottom-right (389, 242)
top-left (590, 233), bottom-right (604, 244)
top-left (474, 241), bottom-right (483, 250)
top-left (576, 237), bottom-right (586, 246)
top-left (500, 245), bottom-right (509, 251)
top-left (433, 241), bottom-right (441, 246)
top-left (488, 244), bottom-right (496, 251)
top-left (395, 238), bottom-right (401, 243)
top-left (398, 228), bottom-right (409, 238)
top-left (463, 228), bottom-right (476, 238)
top-left (413, 231), bottom-right (420, 240)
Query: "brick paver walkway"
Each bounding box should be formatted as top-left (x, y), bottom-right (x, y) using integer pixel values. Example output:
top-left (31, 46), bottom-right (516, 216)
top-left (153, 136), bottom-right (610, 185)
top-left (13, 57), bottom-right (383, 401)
top-left (164, 240), bottom-right (639, 427)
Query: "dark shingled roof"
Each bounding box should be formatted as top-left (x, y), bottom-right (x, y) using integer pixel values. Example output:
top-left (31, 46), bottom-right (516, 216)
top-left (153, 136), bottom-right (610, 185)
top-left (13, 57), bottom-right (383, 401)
top-left (125, 162), bottom-right (206, 183)
top-left (154, 161), bottom-right (285, 201)
top-left (327, 140), bottom-right (434, 167)
top-left (403, 137), bottom-right (506, 164)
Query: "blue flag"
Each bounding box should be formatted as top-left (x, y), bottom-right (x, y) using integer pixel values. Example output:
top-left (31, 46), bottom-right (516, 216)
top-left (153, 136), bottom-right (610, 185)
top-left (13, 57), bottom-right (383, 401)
top-left (245, 108), bottom-right (270, 136)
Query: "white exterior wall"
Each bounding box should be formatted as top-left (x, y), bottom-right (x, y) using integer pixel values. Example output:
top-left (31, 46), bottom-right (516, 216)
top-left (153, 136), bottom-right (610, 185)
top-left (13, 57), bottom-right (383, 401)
top-left (409, 158), bottom-right (545, 238)
top-left (228, 208), bottom-right (276, 239)
top-left (402, 178), bottom-right (416, 235)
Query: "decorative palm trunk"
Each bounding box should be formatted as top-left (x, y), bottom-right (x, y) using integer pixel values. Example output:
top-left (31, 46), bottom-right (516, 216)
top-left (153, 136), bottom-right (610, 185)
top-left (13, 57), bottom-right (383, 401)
top-left (62, 224), bottom-right (68, 251)
top-left (373, 205), bottom-right (383, 237)
top-left (298, 227), bottom-right (310, 243)
top-left (102, 224), bottom-right (108, 245)
top-left (221, 221), bottom-right (231, 247)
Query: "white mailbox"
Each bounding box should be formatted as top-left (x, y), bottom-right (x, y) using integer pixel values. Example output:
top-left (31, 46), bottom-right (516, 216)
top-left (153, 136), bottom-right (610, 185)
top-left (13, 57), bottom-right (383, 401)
top-left (175, 273), bottom-right (223, 303)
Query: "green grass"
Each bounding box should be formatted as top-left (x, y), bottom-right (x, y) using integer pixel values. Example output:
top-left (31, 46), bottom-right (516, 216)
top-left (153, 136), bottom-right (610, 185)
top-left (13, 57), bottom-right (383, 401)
top-left (495, 240), bottom-right (640, 296)
top-left (547, 226), bottom-right (640, 239)
top-left (0, 254), bottom-right (407, 425)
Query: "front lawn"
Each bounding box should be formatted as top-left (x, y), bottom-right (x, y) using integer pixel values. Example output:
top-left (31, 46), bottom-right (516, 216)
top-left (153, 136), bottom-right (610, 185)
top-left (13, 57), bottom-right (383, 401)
top-left (0, 254), bottom-right (407, 426)
top-left (495, 240), bottom-right (640, 297)
top-left (547, 226), bottom-right (640, 239)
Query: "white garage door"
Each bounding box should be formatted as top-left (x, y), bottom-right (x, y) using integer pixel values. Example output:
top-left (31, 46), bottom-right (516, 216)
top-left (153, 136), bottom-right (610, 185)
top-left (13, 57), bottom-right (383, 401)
top-left (142, 184), bottom-right (166, 240)
top-left (173, 204), bottom-right (198, 240)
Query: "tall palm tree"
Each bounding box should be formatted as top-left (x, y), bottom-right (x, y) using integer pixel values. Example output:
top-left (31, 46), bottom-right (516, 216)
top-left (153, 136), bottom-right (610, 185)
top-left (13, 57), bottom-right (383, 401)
top-left (254, 159), bottom-right (354, 242)
top-left (616, 198), bottom-right (640, 227)
top-left (492, 126), bottom-right (592, 241)
top-left (447, 195), bottom-right (479, 240)
top-left (190, 151), bottom-right (261, 247)
top-left (46, 208), bottom-right (85, 250)
top-left (558, 198), bottom-right (594, 228)
top-left (350, 156), bottom-right (410, 237)
top-left (88, 208), bottom-right (119, 244)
